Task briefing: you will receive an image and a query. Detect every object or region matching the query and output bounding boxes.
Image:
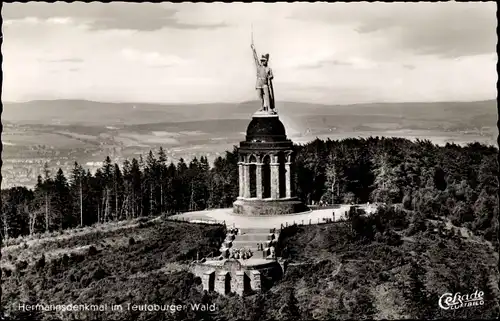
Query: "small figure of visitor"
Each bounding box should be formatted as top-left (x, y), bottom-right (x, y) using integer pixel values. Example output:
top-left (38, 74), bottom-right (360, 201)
top-left (270, 246), bottom-right (275, 259)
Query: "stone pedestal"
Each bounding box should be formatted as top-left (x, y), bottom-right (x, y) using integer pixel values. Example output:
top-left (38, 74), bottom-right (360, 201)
top-left (250, 271), bottom-right (261, 292)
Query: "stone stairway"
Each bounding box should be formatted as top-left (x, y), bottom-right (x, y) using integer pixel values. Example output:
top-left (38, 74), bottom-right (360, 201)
top-left (239, 228), bottom-right (277, 234)
top-left (230, 240), bottom-right (272, 249)
top-left (221, 227), bottom-right (279, 259)
top-left (236, 233), bottom-right (275, 241)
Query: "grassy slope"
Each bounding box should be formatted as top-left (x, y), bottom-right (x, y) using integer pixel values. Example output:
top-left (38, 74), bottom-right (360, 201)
top-left (1, 219), bottom-right (225, 321)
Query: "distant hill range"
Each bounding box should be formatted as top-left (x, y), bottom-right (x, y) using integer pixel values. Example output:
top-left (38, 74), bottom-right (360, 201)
top-left (1, 99), bottom-right (497, 139)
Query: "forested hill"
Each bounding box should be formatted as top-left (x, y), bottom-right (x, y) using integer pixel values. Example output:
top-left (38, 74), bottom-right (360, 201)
top-left (270, 206), bottom-right (500, 320)
top-left (1, 136), bottom-right (498, 320)
top-left (2, 208), bottom-right (498, 320)
top-left (1, 137), bottom-right (497, 246)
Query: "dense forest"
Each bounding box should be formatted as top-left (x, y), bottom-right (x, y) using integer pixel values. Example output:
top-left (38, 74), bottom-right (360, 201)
top-left (1, 137), bottom-right (498, 245)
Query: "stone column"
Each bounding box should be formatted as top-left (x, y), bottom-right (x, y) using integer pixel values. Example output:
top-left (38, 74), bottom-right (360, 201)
top-left (215, 272), bottom-right (228, 295)
top-left (234, 271), bottom-right (245, 296)
top-left (270, 155), bottom-right (280, 199)
top-left (243, 159), bottom-right (251, 199)
top-left (202, 271), bottom-right (214, 292)
top-left (238, 162), bottom-right (244, 197)
top-left (285, 161), bottom-right (292, 198)
top-left (256, 163), bottom-right (263, 199)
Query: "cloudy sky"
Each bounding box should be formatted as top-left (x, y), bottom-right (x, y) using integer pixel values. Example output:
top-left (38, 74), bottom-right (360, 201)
top-left (2, 2), bottom-right (497, 104)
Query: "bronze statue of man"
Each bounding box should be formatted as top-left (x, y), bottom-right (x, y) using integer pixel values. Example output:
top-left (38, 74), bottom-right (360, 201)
top-left (251, 43), bottom-right (276, 113)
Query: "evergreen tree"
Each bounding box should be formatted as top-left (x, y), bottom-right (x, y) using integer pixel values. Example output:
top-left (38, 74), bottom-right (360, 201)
top-left (86, 169), bottom-right (101, 225)
top-left (52, 168), bottom-right (73, 230)
top-left (145, 150), bottom-right (158, 215)
top-left (157, 147), bottom-right (168, 213)
top-left (433, 166), bottom-right (447, 191)
top-left (208, 157), bottom-right (223, 209)
top-left (101, 156), bottom-right (114, 222)
top-left (94, 168), bottom-right (105, 223)
top-left (70, 162), bottom-right (85, 227)
top-left (1, 187), bottom-right (34, 238)
top-left (199, 156), bottom-right (211, 209)
top-left (30, 175), bottom-right (47, 235)
top-left (42, 163), bottom-right (53, 232)
top-left (130, 158), bottom-right (143, 217)
top-left (122, 159), bottom-right (133, 220)
top-left (113, 163), bottom-right (124, 220)
top-left (165, 162), bottom-right (177, 213)
top-left (175, 158), bottom-right (190, 212)
top-left (278, 287), bottom-right (301, 321)
top-left (188, 157), bottom-right (202, 211)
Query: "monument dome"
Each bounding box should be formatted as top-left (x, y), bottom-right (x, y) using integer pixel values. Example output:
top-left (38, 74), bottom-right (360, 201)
top-left (245, 115), bottom-right (287, 142)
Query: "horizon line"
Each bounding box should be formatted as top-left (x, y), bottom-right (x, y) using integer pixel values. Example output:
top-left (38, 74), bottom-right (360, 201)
top-left (2, 98), bottom-right (496, 106)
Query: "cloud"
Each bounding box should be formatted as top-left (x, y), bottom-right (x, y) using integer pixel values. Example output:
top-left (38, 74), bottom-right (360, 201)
top-left (356, 6), bottom-right (496, 58)
top-left (120, 48), bottom-right (187, 68)
top-left (46, 17), bottom-right (74, 25)
top-left (2, 3), bottom-right (228, 31)
top-left (39, 58), bottom-right (84, 63)
top-left (48, 66), bottom-right (81, 74)
top-left (297, 56), bottom-right (379, 70)
top-left (288, 2), bottom-right (496, 58)
top-left (3, 17), bottom-right (41, 25)
top-left (299, 59), bottom-right (353, 69)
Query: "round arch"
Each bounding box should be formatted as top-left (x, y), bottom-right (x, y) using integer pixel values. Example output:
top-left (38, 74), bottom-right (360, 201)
top-left (262, 154), bottom-right (272, 198)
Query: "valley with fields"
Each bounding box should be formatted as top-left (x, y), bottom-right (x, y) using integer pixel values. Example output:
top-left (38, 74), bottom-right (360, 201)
top-left (1, 99), bottom-right (496, 189)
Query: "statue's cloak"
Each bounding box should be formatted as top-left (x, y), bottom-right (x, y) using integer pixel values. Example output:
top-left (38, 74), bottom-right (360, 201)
top-left (269, 78), bottom-right (275, 110)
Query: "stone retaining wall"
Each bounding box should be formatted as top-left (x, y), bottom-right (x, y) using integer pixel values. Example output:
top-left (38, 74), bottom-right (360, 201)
top-left (192, 259), bottom-right (282, 296)
top-left (233, 198), bottom-right (309, 216)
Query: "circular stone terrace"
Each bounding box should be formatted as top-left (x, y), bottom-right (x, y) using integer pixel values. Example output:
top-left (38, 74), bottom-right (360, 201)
top-left (169, 204), bottom-right (378, 229)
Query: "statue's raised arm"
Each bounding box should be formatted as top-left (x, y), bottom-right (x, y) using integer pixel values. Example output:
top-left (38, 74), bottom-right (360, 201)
top-left (251, 44), bottom-right (259, 68)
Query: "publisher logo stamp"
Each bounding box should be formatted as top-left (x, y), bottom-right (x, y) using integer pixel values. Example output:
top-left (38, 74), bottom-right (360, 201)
top-left (438, 290), bottom-right (485, 310)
